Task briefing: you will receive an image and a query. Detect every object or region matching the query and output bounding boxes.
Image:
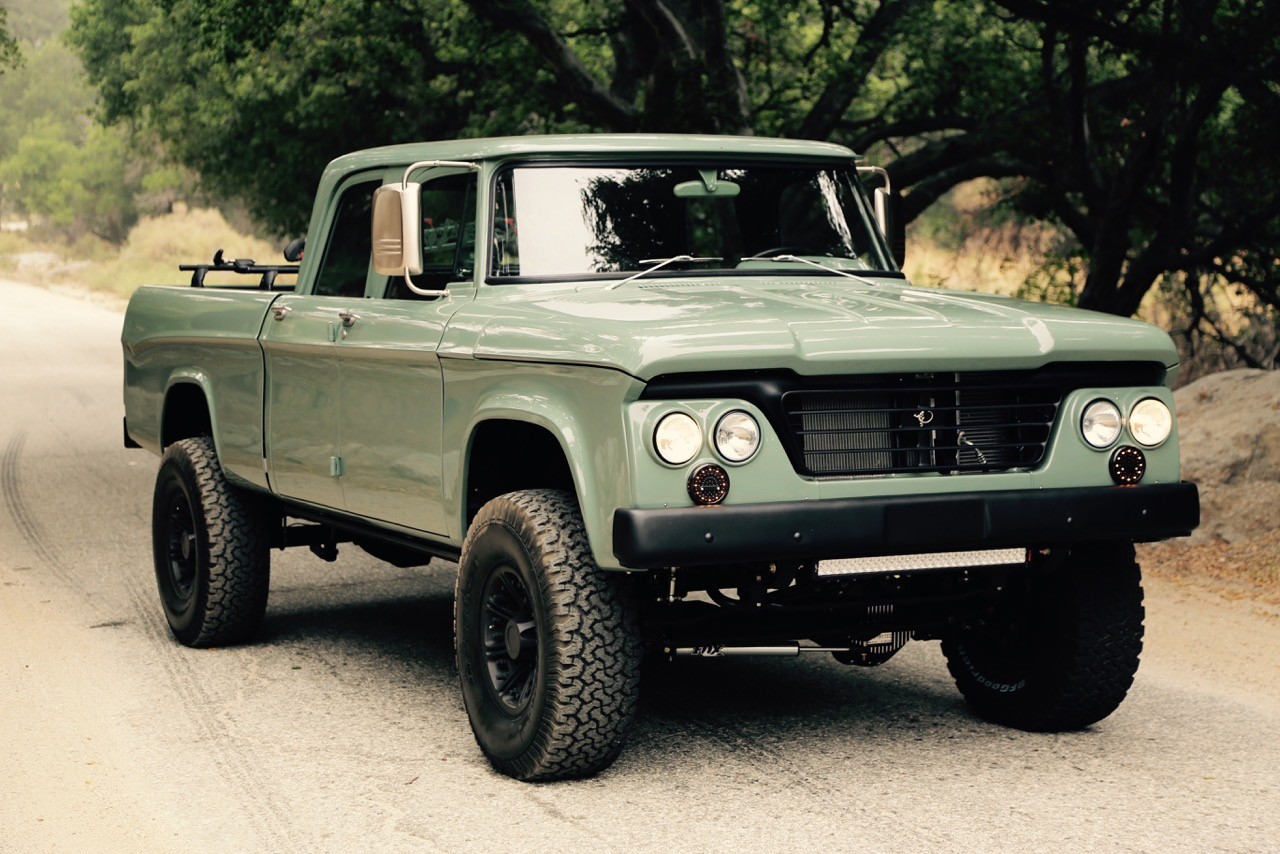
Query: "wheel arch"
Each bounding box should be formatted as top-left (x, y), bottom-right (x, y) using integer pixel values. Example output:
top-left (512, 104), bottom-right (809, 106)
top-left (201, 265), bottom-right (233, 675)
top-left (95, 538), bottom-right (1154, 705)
top-left (462, 415), bottom-right (580, 530)
top-left (160, 372), bottom-right (248, 490)
top-left (162, 373), bottom-right (217, 449)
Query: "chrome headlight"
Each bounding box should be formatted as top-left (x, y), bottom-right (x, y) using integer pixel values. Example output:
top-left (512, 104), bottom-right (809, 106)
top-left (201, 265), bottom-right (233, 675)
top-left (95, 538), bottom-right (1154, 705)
top-left (1129, 398), bottom-right (1173, 446)
top-left (714, 411), bottom-right (761, 462)
top-left (654, 412), bottom-right (701, 464)
top-left (1081, 399), bottom-right (1122, 448)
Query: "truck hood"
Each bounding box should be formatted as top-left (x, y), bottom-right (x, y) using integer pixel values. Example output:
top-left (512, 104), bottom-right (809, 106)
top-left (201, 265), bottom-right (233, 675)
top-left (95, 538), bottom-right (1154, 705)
top-left (459, 277), bottom-right (1179, 380)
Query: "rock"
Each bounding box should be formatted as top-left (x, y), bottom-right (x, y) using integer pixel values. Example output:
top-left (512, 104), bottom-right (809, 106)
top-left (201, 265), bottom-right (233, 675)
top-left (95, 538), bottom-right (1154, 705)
top-left (1173, 369), bottom-right (1280, 543)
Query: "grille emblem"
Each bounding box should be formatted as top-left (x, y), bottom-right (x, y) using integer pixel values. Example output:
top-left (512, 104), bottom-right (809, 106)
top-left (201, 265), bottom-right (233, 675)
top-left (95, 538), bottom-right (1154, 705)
top-left (913, 410), bottom-right (934, 427)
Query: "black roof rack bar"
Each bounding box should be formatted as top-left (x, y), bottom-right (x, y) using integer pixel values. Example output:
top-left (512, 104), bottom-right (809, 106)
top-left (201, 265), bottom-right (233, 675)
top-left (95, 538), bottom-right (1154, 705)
top-left (179, 249), bottom-right (300, 289)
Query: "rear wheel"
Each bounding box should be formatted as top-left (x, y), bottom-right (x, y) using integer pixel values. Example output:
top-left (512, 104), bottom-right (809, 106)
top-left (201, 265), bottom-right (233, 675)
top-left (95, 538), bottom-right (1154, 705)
top-left (942, 542), bottom-right (1143, 731)
top-left (455, 489), bottom-right (641, 781)
top-left (151, 436), bottom-right (270, 647)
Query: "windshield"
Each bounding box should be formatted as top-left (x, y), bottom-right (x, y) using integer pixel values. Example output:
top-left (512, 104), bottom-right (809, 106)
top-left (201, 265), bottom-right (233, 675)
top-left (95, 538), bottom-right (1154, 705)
top-left (490, 164), bottom-right (890, 280)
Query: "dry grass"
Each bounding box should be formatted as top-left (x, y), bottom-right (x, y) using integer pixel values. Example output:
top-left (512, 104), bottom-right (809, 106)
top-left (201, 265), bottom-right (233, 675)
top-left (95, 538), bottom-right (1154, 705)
top-left (1, 206), bottom-right (291, 298)
top-left (83, 206), bottom-right (292, 296)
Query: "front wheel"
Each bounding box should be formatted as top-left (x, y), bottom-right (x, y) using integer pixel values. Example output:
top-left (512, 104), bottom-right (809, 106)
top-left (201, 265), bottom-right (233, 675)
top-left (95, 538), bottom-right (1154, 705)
top-left (941, 542), bottom-right (1144, 731)
top-left (455, 490), bottom-right (641, 781)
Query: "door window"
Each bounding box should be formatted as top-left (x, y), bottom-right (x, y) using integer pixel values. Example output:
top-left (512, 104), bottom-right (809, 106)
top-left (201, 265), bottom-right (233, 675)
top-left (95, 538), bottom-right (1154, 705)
top-left (313, 178), bottom-right (381, 298)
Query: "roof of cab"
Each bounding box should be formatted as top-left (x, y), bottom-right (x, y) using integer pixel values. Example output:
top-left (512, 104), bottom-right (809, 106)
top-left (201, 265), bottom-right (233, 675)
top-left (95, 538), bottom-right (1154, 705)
top-left (322, 133), bottom-right (859, 179)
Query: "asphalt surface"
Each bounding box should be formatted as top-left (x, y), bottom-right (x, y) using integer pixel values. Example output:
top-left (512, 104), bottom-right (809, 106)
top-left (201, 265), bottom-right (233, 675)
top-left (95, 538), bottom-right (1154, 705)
top-left (2, 278), bottom-right (1277, 853)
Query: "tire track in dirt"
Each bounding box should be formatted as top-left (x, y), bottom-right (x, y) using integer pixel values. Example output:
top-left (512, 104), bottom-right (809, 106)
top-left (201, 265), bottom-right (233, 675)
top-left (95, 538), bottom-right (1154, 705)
top-left (2, 430), bottom-right (61, 570)
top-left (2, 419), bottom-right (303, 850)
top-left (120, 570), bottom-right (306, 852)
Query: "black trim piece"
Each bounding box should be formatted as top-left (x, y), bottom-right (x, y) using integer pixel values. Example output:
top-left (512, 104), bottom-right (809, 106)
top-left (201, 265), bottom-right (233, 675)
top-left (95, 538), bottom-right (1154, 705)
top-left (278, 500), bottom-right (461, 563)
top-left (123, 417), bottom-right (142, 449)
top-left (485, 269), bottom-right (906, 286)
top-left (611, 481), bottom-right (1200, 568)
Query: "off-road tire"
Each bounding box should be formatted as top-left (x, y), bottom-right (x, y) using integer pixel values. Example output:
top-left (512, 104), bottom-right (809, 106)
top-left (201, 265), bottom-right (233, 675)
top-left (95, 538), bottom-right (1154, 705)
top-left (455, 489), bottom-right (642, 781)
top-left (151, 436), bottom-right (270, 647)
top-left (941, 542), bottom-right (1144, 731)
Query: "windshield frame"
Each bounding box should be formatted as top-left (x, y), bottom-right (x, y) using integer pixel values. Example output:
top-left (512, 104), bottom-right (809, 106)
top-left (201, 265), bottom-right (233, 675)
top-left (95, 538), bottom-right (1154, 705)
top-left (483, 157), bottom-right (901, 285)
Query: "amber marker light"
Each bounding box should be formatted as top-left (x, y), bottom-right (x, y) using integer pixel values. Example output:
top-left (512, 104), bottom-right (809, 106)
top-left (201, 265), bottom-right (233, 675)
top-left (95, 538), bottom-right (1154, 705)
top-left (687, 464), bottom-right (730, 505)
top-left (1109, 446), bottom-right (1146, 485)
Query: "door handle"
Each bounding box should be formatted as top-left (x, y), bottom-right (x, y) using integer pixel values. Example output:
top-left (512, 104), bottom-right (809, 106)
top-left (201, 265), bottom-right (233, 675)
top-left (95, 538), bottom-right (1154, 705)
top-left (338, 309), bottom-right (359, 328)
top-left (272, 305), bottom-right (292, 321)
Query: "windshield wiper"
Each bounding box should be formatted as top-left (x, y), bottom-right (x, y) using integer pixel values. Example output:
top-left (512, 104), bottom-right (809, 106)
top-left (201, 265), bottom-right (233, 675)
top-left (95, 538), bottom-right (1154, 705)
top-left (605, 255), bottom-right (724, 290)
top-left (752, 253), bottom-right (884, 287)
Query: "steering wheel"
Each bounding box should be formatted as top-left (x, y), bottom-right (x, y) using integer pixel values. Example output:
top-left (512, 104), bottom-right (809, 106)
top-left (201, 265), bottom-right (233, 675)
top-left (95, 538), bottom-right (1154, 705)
top-left (745, 246), bottom-right (829, 259)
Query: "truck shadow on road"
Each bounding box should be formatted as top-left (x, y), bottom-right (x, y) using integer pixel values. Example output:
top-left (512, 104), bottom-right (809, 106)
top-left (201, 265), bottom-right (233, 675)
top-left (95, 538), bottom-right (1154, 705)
top-left (256, 573), bottom-right (994, 773)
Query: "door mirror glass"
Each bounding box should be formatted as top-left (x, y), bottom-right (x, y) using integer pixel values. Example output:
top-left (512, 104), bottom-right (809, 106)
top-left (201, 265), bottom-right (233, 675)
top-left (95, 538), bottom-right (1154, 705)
top-left (371, 183), bottom-right (423, 276)
top-left (878, 188), bottom-right (906, 268)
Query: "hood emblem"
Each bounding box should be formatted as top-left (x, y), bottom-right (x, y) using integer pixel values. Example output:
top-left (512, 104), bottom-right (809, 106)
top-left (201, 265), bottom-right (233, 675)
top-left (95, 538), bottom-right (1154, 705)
top-left (913, 410), bottom-right (934, 427)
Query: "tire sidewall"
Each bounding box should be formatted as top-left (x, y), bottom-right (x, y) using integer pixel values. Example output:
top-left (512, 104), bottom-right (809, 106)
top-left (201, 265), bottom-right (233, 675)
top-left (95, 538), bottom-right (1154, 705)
top-left (457, 516), bottom-right (552, 765)
top-left (943, 542), bottom-right (1143, 730)
top-left (151, 452), bottom-right (210, 645)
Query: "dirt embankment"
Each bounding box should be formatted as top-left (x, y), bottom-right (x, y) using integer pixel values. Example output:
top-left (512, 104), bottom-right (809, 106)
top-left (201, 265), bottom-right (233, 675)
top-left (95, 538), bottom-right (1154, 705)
top-left (1140, 369), bottom-right (1280, 607)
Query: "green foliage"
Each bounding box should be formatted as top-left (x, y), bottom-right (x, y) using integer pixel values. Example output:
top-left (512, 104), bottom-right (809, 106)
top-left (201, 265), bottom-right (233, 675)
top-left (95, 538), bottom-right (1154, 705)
top-left (68, 0), bottom-right (556, 234)
top-left (0, 122), bottom-right (142, 242)
top-left (0, 11), bottom-right (191, 244)
top-left (2, 0), bottom-right (72, 44)
top-left (0, 8), bottom-right (21, 74)
top-left (0, 38), bottom-right (93, 158)
top-left (53, 0), bottom-right (1280, 336)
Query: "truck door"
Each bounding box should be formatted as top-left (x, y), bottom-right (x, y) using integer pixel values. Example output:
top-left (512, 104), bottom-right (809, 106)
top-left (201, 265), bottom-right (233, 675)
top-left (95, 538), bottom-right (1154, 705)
top-left (261, 176), bottom-right (383, 509)
top-left (335, 170), bottom-right (477, 535)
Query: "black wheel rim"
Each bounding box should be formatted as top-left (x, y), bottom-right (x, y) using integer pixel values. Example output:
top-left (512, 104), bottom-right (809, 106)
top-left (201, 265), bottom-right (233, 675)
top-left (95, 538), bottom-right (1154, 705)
top-left (480, 566), bottom-right (539, 714)
top-left (164, 491), bottom-right (199, 602)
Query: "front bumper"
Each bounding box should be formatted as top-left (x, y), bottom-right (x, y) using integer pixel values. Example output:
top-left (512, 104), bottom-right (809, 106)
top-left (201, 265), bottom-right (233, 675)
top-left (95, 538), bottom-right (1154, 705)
top-left (612, 482), bottom-right (1199, 568)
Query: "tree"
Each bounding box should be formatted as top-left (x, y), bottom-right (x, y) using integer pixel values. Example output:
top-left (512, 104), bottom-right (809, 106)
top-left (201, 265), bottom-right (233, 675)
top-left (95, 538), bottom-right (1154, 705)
top-left (0, 121), bottom-right (152, 243)
top-left (967, 1), bottom-right (1280, 319)
top-left (0, 8), bottom-right (190, 243)
top-left (66, 0), bottom-right (1280, 329)
top-left (0, 8), bottom-right (21, 74)
top-left (68, 0), bottom-right (931, 234)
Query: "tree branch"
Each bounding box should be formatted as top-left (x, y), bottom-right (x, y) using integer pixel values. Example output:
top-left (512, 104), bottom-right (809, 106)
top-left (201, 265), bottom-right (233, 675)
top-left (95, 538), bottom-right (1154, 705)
top-left (797, 0), bottom-right (929, 141)
top-left (897, 154), bottom-right (1036, 222)
top-left (463, 0), bottom-right (639, 130)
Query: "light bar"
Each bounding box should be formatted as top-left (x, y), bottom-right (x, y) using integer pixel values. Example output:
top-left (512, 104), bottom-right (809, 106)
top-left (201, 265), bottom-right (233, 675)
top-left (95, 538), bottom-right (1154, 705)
top-left (817, 547), bottom-right (1028, 576)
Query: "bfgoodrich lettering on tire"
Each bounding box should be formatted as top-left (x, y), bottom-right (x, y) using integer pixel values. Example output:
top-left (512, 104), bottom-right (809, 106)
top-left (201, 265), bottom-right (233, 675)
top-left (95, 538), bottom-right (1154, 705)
top-left (941, 542), bottom-right (1144, 731)
top-left (455, 489), bottom-right (641, 781)
top-left (151, 436), bottom-right (270, 647)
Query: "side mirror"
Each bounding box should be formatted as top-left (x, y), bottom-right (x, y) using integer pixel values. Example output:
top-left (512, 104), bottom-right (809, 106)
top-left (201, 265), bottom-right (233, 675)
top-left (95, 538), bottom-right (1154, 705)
top-left (371, 183), bottom-right (423, 276)
top-left (876, 187), bottom-right (907, 268)
top-left (282, 236), bottom-right (305, 262)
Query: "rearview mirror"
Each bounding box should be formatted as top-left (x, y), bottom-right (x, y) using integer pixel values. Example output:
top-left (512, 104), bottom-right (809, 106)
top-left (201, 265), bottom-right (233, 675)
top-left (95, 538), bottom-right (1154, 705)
top-left (371, 183), bottom-right (423, 276)
top-left (673, 179), bottom-right (741, 198)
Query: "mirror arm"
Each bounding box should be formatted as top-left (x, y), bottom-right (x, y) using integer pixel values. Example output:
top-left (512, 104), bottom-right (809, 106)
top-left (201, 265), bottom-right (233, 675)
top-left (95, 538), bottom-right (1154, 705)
top-left (401, 274), bottom-right (449, 298)
top-left (397, 160), bottom-right (480, 297)
top-left (856, 165), bottom-right (891, 194)
top-left (401, 159), bottom-right (481, 188)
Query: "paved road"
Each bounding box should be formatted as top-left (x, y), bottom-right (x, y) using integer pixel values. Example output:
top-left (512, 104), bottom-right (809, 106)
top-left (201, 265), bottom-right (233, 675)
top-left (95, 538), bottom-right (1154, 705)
top-left (2, 278), bottom-right (1277, 853)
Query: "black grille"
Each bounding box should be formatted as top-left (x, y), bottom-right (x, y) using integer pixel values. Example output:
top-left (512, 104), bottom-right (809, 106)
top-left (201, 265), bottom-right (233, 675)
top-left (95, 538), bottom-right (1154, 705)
top-left (783, 374), bottom-right (1060, 476)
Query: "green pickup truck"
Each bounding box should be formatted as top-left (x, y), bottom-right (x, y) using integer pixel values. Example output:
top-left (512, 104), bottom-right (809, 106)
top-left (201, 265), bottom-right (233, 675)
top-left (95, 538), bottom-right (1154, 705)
top-left (122, 134), bottom-right (1199, 781)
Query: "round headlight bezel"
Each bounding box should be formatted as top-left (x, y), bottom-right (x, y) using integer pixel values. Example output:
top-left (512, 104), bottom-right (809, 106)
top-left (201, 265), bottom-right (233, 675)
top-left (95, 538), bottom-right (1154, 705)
top-left (1081, 399), bottom-right (1123, 449)
top-left (653, 411), bottom-right (702, 465)
top-left (1129, 398), bottom-right (1173, 447)
top-left (713, 410), bottom-right (761, 463)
